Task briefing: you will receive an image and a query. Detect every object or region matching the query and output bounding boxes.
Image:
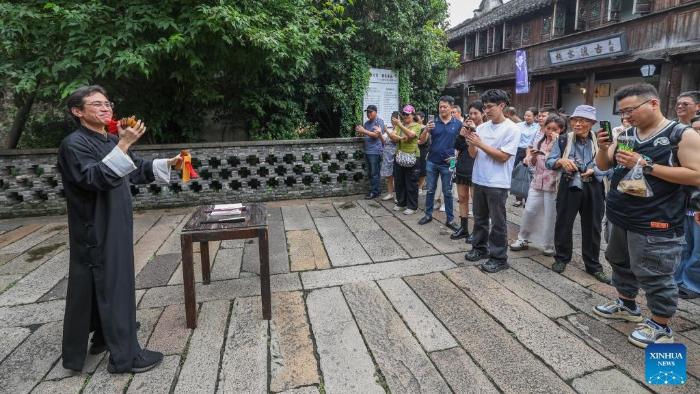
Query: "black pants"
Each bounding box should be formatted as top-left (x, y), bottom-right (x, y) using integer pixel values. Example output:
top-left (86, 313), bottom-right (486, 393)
top-left (472, 184), bottom-right (509, 263)
top-left (394, 160), bottom-right (420, 210)
top-left (554, 179), bottom-right (605, 273)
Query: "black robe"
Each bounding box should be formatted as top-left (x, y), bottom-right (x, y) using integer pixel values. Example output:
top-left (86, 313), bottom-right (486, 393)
top-left (57, 125), bottom-right (156, 372)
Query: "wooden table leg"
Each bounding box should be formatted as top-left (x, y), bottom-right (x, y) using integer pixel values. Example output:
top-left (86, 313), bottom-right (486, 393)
top-left (200, 241), bottom-right (211, 284)
top-left (181, 234), bottom-right (197, 328)
top-left (258, 228), bottom-right (271, 320)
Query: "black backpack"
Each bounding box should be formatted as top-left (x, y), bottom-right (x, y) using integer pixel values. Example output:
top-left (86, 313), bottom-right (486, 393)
top-left (667, 121), bottom-right (700, 209)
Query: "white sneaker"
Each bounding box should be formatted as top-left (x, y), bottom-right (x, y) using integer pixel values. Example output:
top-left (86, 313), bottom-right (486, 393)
top-left (403, 208), bottom-right (416, 215)
top-left (439, 203), bottom-right (446, 212)
top-left (381, 193), bottom-right (394, 201)
top-left (510, 239), bottom-right (529, 251)
top-left (543, 247), bottom-right (555, 256)
top-left (393, 204), bottom-right (404, 211)
top-left (419, 189), bottom-right (426, 195)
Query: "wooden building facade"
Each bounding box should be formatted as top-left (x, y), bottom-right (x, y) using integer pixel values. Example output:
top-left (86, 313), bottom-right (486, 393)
top-left (446, 0), bottom-right (700, 124)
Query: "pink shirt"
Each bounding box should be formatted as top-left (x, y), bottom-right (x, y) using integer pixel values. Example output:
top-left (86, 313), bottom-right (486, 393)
top-left (530, 137), bottom-right (558, 192)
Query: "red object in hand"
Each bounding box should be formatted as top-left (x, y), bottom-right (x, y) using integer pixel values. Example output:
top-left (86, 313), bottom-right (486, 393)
top-left (107, 119), bottom-right (119, 135)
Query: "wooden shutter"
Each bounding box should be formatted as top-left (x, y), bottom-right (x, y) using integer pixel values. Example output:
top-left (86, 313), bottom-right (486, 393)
top-left (464, 35), bottom-right (475, 60)
top-left (541, 80), bottom-right (559, 108)
top-left (633, 0), bottom-right (651, 14)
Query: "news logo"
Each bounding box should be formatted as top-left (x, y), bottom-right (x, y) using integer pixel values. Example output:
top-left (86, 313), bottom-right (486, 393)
top-left (645, 343), bottom-right (686, 385)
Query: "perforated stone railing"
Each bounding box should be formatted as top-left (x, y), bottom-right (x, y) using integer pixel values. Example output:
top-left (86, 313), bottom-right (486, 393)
top-left (0, 138), bottom-right (369, 218)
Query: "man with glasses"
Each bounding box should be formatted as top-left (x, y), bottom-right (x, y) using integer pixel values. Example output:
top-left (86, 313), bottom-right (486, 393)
top-left (58, 85), bottom-right (180, 374)
top-left (545, 105), bottom-right (609, 283)
top-left (675, 91), bottom-right (700, 126)
top-left (593, 83), bottom-right (700, 347)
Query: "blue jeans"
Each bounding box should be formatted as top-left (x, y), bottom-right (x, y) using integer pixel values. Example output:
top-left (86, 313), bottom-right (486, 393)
top-left (676, 216), bottom-right (700, 294)
top-left (425, 160), bottom-right (454, 222)
top-left (365, 153), bottom-right (381, 196)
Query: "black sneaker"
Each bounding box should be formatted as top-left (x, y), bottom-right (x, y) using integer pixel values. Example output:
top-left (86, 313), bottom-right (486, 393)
top-left (552, 261), bottom-right (566, 273)
top-left (592, 271), bottom-right (611, 284)
top-left (108, 349), bottom-right (163, 374)
top-left (465, 234), bottom-right (474, 244)
top-left (418, 216), bottom-right (433, 225)
top-left (465, 249), bottom-right (488, 262)
top-left (480, 260), bottom-right (509, 273)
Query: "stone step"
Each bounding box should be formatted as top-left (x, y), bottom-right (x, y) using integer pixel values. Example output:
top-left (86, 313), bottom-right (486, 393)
top-left (377, 278), bottom-right (457, 352)
top-left (342, 281), bottom-right (451, 393)
top-left (306, 287), bottom-right (384, 394)
top-left (406, 272), bottom-right (574, 393)
top-left (217, 296), bottom-right (268, 393)
top-left (287, 230), bottom-right (330, 272)
top-left (300, 254), bottom-right (456, 290)
top-left (313, 217), bottom-right (371, 267)
top-left (0, 321), bottom-right (63, 394)
top-left (174, 300), bottom-right (229, 394)
top-left (270, 291), bottom-right (319, 392)
top-left (446, 267), bottom-right (612, 380)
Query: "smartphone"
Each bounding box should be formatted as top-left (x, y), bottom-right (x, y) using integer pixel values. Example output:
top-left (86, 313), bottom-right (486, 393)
top-left (428, 114), bottom-right (435, 124)
top-left (600, 120), bottom-right (612, 140)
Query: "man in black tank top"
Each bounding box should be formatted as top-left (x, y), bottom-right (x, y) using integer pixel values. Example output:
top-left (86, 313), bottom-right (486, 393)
top-left (592, 83), bottom-right (700, 348)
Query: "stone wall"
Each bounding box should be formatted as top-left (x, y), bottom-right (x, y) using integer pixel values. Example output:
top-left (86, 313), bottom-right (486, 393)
top-left (0, 138), bottom-right (369, 218)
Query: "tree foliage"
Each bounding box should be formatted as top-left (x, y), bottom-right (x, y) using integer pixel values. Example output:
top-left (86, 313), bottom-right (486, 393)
top-left (0, 0), bottom-right (458, 147)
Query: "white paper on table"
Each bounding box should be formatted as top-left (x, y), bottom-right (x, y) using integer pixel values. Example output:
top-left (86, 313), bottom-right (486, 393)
top-left (210, 209), bottom-right (244, 216)
top-left (213, 203), bottom-right (243, 210)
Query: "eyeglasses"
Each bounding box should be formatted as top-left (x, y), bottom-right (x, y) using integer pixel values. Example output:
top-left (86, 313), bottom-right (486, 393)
top-left (618, 99), bottom-right (651, 117)
top-left (676, 102), bottom-right (692, 108)
top-left (85, 101), bottom-right (115, 109)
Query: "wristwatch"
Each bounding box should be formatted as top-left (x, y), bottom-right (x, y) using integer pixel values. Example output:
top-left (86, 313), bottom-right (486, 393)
top-left (642, 162), bottom-right (655, 175)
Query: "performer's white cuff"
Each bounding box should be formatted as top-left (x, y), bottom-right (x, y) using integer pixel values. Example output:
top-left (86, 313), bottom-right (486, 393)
top-left (152, 159), bottom-right (172, 183)
top-left (102, 146), bottom-right (137, 177)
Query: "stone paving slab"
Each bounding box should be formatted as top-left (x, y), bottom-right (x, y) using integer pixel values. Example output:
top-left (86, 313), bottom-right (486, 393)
top-left (571, 369), bottom-right (651, 394)
top-left (313, 217), bottom-right (371, 267)
top-left (377, 278), bottom-right (457, 352)
top-left (342, 281), bottom-right (451, 393)
top-left (126, 354), bottom-right (180, 393)
top-left (0, 232), bottom-right (68, 276)
top-left (155, 212), bottom-right (192, 256)
top-left (406, 273), bottom-right (574, 393)
top-left (446, 267), bottom-right (612, 380)
top-left (0, 321), bottom-right (63, 394)
top-left (0, 273), bottom-right (21, 293)
top-left (38, 276), bottom-right (68, 302)
top-left (0, 326), bottom-right (30, 363)
top-left (0, 253), bottom-right (19, 266)
top-left (0, 299), bottom-right (65, 327)
top-left (0, 247), bottom-right (68, 306)
top-left (133, 214), bottom-right (184, 275)
top-left (307, 203), bottom-right (338, 218)
top-left (82, 357), bottom-right (131, 394)
top-left (0, 224), bottom-right (66, 256)
top-left (287, 230), bottom-right (330, 272)
top-left (0, 223), bottom-right (43, 249)
top-left (279, 386), bottom-right (320, 394)
top-left (267, 207), bottom-right (291, 274)
top-left (334, 202), bottom-right (409, 262)
top-left (428, 347), bottom-right (499, 394)
top-left (301, 255), bottom-right (456, 289)
top-left (45, 350), bottom-right (105, 381)
top-left (174, 300), bottom-right (228, 394)
top-left (32, 375), bottom-right (86, 394)
top-left (210, 247), bottom-right (243, 281)
top-left (488, 265), bottom-right (577, 319)
top-left (270, 291), bottom-right (319, 392)
top-left (355, 199), bottom-right (393, 217)
top-left (131, 211), bottom-right (161, 244)
top-left (373, 215), bottom-right (438, 258)
top-left (136, 307), bottom-right (164, 346)
top-left (282, 205), bottom-right (316, 231)
top-left (217, 296), bottom-right (268, 393)
top-left (135, 253), bottom-right (182, 290)
top-left (306, 287), bottom-right (384, 394)
top-left (147, 304), bottom-right (191, 355)
top-left (140, 272), bottom-right (301, 308)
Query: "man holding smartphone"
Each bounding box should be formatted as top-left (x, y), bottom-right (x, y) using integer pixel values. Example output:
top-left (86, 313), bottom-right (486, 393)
top-left (464, 89), bottom-right (520, 273)
top-left (593, 83), bottom-right (700, 348)
top-left (417, 96), bottom-right (461, 229)
top-left (356, 105), bottom-right (385, 199)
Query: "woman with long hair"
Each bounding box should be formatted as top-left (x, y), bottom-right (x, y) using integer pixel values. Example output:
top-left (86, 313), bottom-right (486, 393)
top-left (451, 101), bottom-right (485, 241)
top-left (510, 114), bottom-right (566, 255)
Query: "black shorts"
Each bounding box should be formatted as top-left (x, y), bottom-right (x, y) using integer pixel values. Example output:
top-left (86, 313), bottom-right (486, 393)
top-left (454, 174), bottom-right (472, 185)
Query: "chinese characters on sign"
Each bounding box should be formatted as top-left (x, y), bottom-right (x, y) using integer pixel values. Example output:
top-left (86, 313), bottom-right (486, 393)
top-left (363, 68), bottom-right (399, 129)
top-left (548, 34), bottom-right (626, 66)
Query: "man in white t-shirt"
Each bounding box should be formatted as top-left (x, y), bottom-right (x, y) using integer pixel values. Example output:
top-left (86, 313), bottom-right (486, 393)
top-left (464, 89), bottom-right (521, 273)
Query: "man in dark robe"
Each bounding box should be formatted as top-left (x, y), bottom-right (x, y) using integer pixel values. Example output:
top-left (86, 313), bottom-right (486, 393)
top-left (58, 85), bottom-right (179, 373)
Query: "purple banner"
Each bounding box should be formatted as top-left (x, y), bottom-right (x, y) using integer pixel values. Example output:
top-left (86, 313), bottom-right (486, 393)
top-left (515, 49), bottom-right (529, 94)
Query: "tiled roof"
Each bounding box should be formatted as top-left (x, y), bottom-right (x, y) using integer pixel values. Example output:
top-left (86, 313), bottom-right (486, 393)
top-left (447, 0), bottom-right (553, 41)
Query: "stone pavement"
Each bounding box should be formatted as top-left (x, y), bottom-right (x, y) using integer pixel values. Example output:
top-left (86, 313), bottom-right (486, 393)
top-left (0, 194), bottom-right (699, 393)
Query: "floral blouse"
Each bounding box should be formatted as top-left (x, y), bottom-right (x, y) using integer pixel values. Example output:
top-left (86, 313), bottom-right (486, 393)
top-left (530, 137), bottom-right (558, 192)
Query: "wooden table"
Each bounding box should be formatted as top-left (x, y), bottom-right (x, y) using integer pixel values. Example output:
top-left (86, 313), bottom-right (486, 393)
top-left (180, 203), bottom-right (270, 328)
